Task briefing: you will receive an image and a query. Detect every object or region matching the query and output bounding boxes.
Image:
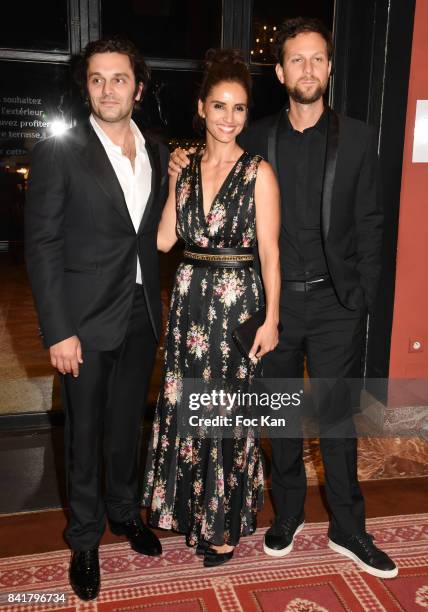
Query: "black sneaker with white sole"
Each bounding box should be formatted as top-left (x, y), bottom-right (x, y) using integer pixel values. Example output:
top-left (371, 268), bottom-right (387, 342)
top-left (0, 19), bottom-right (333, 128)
top-left (263, 515), bottom-right (305, 557)
top-left (328, 532), bottom-right (398, 578)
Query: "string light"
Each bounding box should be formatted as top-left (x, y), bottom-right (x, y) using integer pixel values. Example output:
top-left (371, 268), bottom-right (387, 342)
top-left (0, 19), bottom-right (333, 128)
top-left (252, 23), bottom-right (278, 63)
top-left (167, 138), bottom-right (203, 151)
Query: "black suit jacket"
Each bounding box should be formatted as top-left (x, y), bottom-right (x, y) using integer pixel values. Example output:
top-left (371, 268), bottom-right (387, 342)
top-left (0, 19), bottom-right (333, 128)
top-left (238, 108), bottom-right (383, 312)
top-left (25, 120), bottom-right (169, 350)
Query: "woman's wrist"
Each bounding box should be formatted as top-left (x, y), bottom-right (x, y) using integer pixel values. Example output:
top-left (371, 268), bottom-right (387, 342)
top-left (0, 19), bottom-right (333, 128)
top-left (264, 312), bottom-right (279, 326)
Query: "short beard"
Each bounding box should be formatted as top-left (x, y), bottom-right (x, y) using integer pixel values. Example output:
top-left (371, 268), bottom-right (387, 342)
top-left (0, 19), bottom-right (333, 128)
top-left (91, 104), bottom-right (131, 124)
top-left (286, 82), bottom-right (326, 105)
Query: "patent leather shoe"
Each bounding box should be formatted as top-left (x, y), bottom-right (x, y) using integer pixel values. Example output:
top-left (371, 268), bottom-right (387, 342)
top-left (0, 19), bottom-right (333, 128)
top-left (69, 548), bottom-right (100, 601)
top-left (110, 516), bottom-right (162, 556)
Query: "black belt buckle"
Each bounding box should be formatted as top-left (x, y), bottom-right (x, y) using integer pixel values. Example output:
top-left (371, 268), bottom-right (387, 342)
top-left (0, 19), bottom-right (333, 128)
top-left (305, 277), bottom-right (330, 291)
top-left (285, 276), bottom-right (331, 292)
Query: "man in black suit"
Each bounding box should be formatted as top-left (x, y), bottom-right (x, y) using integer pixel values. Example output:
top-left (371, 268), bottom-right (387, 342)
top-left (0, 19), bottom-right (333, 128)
top-left (170, 18), bottom-right (396, 578)
top-left (26, 39), bottom-right (169, 600)
top-left (240, 18), bottom-right (397, 579)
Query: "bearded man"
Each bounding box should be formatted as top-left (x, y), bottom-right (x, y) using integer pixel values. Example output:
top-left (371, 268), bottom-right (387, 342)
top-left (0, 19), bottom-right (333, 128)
top-left (239, 17), bottom-right (396, 578)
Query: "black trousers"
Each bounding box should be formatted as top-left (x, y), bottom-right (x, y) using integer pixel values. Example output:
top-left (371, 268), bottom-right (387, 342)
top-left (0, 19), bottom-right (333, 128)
top-left (62, 285), bottom-right (158, 551)
top-left (263, 285), bottom-right (366, 537)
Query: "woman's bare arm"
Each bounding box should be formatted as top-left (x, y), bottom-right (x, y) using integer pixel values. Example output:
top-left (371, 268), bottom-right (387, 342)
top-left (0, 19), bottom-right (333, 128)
top-left (249, 159), bottom-right (281, 359)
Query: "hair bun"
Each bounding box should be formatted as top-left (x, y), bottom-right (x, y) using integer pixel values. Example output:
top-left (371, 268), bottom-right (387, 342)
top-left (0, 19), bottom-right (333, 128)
top-left (203, 48), bottom-right (246, 72)
top-left (194, 47), bottom-right (252, 135)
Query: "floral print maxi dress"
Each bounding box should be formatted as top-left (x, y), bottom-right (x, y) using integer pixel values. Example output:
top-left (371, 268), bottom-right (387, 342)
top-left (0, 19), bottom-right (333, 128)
top-left (142, 151), bottom-right (265, 546)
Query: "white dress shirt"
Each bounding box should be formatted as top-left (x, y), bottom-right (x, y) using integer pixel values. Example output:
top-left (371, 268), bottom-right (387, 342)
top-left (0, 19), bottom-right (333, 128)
top-left (90, 114), bottom-right (152, 284)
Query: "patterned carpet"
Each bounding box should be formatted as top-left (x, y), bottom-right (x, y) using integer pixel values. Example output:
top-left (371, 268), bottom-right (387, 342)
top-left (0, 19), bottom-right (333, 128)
top-left (0, 514), bottom-right (427, 611)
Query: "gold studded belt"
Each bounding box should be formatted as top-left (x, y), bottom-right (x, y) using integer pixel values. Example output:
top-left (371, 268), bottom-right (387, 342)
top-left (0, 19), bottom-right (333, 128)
top-left (183, 245), bottom-right (254, 268)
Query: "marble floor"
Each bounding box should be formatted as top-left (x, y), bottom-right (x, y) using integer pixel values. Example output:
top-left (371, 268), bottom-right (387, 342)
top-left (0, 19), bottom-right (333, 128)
top-left (0, 254), bottom-right (58, 413)
top-left (304, 437), bottom-right (428, 484)
top-left (0, 250), bottom-right (181, 414)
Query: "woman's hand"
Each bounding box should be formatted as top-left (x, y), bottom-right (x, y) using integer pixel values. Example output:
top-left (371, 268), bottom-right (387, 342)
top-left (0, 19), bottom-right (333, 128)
top-left (249, 320), bottom-right (279, 361)
top-left (254, 160), bottom-right (281, 359)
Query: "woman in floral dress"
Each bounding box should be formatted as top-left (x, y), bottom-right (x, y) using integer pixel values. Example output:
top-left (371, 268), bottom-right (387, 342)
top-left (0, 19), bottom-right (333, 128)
top-left (143, 49), bottom-right (280, 566)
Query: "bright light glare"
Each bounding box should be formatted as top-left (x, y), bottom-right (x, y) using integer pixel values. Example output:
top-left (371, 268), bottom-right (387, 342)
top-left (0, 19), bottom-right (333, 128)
top-left (16, 167), bottom-right (29, 179)
top-left (50, 120), bottom-right (68, 136)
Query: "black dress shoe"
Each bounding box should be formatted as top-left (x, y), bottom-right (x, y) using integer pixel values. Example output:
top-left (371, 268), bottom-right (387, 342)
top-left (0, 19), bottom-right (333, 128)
top-left (203, 547), bottom-right (234, 567)
top-left (110, 516), bottom-right (162, 556)
top-left (263, 515), bottom-right (305, 557)
top-left (69, 549), bottom-right (100, 601)
top-left (328, 531), bottom-right (398, 578)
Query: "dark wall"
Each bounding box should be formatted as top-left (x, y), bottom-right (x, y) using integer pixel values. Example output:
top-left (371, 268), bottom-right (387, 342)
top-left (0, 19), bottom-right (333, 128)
top-left (331, 0), bottom-right (416, 385)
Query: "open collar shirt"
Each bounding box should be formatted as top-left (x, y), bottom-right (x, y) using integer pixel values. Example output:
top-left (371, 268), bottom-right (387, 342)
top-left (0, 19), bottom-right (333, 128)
top-left (90, 114), bottom-right (152, 284)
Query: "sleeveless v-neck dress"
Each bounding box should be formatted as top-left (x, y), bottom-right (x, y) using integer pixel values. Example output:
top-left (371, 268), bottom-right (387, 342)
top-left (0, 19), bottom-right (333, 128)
top-left (142, 151), bottom-right (265, 546)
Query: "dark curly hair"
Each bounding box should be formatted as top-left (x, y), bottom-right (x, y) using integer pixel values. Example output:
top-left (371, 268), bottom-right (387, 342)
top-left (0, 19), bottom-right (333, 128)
top-left (194, 48), bottom-right (252, 134)
top-left (74, 37), bottom-right (150, 100)
top-left (274, 17), bottom-right (333, 65)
